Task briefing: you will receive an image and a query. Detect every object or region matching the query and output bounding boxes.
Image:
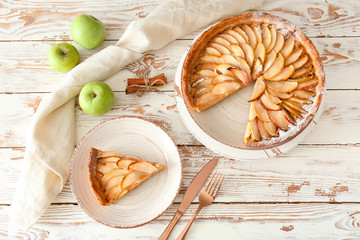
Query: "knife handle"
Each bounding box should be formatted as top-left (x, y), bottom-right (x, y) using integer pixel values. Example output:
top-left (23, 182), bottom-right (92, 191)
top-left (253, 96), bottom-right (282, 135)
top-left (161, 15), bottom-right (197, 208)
top-left (158, 210), bottom-right (182, 240)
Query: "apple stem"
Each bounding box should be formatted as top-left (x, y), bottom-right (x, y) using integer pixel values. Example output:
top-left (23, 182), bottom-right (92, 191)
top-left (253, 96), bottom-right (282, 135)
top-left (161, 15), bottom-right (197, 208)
top-left (91, 93), bottom-right (96, 98)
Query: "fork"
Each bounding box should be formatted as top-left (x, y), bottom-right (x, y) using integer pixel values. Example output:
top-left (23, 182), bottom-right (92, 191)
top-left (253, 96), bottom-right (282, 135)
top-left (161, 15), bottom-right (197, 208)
top-left (176, 172), bottom-right (224, 240)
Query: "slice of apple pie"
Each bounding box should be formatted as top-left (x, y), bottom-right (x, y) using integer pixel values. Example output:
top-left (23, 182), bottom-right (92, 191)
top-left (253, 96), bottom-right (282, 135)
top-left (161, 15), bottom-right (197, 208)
top-left (181, 13), bottom-right (325, 145)
top-left (88, 148), bottom-right (165, 206)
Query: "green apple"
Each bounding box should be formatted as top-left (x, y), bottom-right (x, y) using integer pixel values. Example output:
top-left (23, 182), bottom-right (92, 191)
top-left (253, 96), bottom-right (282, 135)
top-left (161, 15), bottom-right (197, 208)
top-left (79, 82), bottom-right (114, 116)
top-left (71, 14), bottom-right (106, 50)
top-left (47, 43), bottom-right (80, 72)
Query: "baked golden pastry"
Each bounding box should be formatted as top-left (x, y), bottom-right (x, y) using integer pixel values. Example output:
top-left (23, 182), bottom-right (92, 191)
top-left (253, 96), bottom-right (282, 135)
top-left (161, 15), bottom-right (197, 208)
top-left (181, 13), bottom-right (324, 145)
top-left (88, 148), bottom-right (165, 206)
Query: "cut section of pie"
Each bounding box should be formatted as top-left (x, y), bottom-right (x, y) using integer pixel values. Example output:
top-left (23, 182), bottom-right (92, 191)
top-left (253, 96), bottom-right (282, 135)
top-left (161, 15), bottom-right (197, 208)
top-left (88, 148), bottom-right (165, 206)
top-left (181, 13), bottom-right (325, 146)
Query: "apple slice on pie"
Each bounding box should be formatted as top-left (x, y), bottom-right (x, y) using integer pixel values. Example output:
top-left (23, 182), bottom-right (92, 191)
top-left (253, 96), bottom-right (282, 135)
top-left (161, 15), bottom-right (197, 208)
top-left (88, 148), bottom-right (165, 206)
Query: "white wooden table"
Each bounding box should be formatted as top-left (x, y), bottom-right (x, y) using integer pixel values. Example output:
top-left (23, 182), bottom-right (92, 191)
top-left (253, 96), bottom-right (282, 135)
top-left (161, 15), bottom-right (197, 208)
top-left (1, 0), bottom-right (360, 239)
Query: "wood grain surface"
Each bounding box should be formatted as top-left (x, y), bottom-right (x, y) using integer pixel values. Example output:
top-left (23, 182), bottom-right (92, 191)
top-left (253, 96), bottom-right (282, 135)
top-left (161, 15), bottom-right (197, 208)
top-left (1, 0), bottom-right (360, 239)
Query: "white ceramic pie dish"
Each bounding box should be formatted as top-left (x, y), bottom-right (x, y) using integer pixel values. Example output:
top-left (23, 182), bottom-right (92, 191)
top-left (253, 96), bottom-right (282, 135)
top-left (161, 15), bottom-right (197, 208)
top-left (174, 13), bottom-right (325, 160)
top-left (70, 116), bottom-right (182, 228)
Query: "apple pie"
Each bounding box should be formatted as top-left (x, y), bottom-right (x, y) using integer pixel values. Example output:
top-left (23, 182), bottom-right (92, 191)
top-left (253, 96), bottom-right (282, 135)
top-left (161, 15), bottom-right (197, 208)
top-left (88, 148), bottom-right (165, 206)
top-left (181, 13), bottom-right (325, 145)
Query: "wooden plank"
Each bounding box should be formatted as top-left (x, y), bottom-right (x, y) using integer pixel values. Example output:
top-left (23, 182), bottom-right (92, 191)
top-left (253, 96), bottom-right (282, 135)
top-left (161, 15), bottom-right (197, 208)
top-left (1, 37), bottom-right (360, 93)
top-left (0, 0), bottom-right (359, 41)
top-left (3, 203), bottom-right (360, 239)
top-left (0, 90), bottom-right (359, 147)
top-left (1, 145), bottom-right (359, 204)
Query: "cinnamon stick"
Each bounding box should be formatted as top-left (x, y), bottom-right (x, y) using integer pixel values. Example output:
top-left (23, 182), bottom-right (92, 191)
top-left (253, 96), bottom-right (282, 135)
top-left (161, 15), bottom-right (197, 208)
top-left (127, 73), bottom-right (167, 86)
top-left (126, 73), bottom-right (167, 95)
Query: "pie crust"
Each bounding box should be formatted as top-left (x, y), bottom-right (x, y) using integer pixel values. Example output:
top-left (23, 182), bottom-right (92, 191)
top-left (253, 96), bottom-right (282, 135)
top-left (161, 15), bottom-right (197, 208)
top-left (181, 13), bottom-right (325, 145)
top-left (88, 148), bottom-right (165, 206)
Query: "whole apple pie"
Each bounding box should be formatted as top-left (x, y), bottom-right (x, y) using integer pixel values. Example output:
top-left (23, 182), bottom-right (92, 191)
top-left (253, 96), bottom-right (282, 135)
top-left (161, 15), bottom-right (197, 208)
top-left (88, 148), bottom-right (165, 206)
top-left (181, 13), bottom-right (325, 145)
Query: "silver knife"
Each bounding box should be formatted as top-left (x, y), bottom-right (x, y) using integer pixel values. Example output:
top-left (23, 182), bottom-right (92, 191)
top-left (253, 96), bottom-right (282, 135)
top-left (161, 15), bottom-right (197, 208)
top-left (158, 157), bottom-right (219, 240)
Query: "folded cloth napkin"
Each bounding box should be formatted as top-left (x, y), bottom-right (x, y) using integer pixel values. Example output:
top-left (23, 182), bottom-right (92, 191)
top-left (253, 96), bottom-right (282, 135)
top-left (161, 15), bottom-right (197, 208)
top-left (9, 0), bottom-right (263, 230)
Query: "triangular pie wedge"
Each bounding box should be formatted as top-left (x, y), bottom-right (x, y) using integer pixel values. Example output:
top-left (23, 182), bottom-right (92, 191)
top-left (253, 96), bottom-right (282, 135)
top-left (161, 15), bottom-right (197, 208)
top-left (88, 148), bottom-right (165, 206)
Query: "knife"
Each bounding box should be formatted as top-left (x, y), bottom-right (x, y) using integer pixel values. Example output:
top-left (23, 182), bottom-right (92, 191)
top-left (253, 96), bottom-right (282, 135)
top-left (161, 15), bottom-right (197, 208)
top-left (158, 157), bottom-right (219, 240)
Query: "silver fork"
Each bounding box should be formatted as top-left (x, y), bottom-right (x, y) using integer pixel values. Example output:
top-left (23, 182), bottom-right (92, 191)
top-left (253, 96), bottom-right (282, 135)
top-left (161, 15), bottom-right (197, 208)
top-left (176, 172), bottom-right (224, 240)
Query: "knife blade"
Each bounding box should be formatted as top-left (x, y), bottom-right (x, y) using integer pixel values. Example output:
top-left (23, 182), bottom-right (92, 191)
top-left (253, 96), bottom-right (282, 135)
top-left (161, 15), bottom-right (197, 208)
top-left (158, 157), bottom-right (218, 240)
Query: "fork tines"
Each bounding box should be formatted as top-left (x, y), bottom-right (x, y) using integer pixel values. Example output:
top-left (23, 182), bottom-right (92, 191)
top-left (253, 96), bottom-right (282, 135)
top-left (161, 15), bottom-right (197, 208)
top-left (204, 172), bottom-right (224, 198)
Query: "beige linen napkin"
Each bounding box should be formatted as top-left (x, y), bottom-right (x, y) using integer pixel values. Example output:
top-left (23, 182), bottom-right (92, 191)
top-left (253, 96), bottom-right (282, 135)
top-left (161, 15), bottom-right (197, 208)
top-left (9, 0), bottom-right (263, 230)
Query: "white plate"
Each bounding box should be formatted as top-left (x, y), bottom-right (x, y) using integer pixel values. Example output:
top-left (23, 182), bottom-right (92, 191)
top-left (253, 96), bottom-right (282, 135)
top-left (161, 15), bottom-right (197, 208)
top-left (174, 24), bottom-right (325, 160)
top-left (70, 116), bottom-right (182, 228)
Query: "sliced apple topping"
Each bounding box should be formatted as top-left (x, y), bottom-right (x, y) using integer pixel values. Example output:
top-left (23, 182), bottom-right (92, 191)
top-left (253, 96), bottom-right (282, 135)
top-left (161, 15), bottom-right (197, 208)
top-left (252, 58), bottom-right (263, 80)
top-left (261, 25), bottom-right (271, 50)
top-left (98, 156), bottom-right (121, 164)
top-left (297, 79), bottom-right (318, 90)
top-left (281, 102), bottom-right (302, 118)
top-left (248, 76), bottom-right (266, 101)
top-left (121, 171), bottom-right (148, 189)
top-left (225, 29), bottom-right (246, 44)
top-left (267, 26), bottom-right (277, 53)
top-left (228, 67), bottom-right (250, 85)
top-left (263, 50), bottom-right (277, 72)
top-left (254, 42), bottom-right (266, 63)
top-left (267, 65), bottom-right (295, 81)
top-left (263, 53), bottom-right (285, 79)
top-left (264, 120), bottom-right (279, 136)
top-left (241, 43), bottom-right (255, 67)
top-left (267, 87), bottom-right (293, 99)
top-left (101, 168), bottom-right (128, 188)
top-left (288, 96), bottom-right (313, 105)
top-left (196, 62), bottom-right (217, 71)
top-left (253, 99), bottom-right (271, 122)
top-left (199, 55), bottom-right (222, 64)
top-left (285, 47), bottom-right (303, 66)
top-left (272, 32), bottom-right (285, 54)
top-left (250, 119), bottom-right (261, 141)
top-left (197, 69), bottom-right (217, 77)
top-left (230, 44), bottom-right (245, 58)
top-left (117, 159), bottom-right (137, 169)
top-left (233, 27), bottom-right (249, 43)
top-left (257, 118), bottom-right (271, 140)
top-left (292, 89), bottom-right (316, 99)
top-left (252, 26), bottom-right (262, 44)
top-left (265, 89), bottom-right (282, 104)
top-left (215, 63), bottom-right (237, 77)
top-left (259, 93), bottom-right (280, 111)
top-left (106, 185), bottom-right (127, 203)
top-left (98, 151), bottom-right (122, 158)
top-left (105, 175), bottom-right (126, 192)
top-left (269, 110), bottom-right (290, 130)
top-left (128, 161), bottom-right (158, 174)
top-left (219, 33), bottom-right (238, 44)
top-left (281, 108), bottom-right (296, 125)
top-left (248, 101), bottom-right (257, 121)
top-left (212, 75), bottom-right (236, 85)
top-left (291, 65), bottom-right (313, 78)
top-left (191, 77), bottom-right (213, 90)
top-left (244, 122), bottom-right (252, 144)
top-left (242, 25), bottom-right (258, 49)
top-left (292, 54), bottom-right (308, 69)
top-left (212, 36), bottom-right (231, 47)
top-left (266, 80), bottom-right (298, 93)
top-left (280, 35), bottom-right (295, 59)
top-left (289, 75), bottom-right (315, 83)
top-left (208, 42), bottom-right (231, 55)
top-left (205, 47), bottom-right (221, 56)
top-left (212, 81), bottom-right (241, 95)
top-left (98, 162), bottom-right (118, 175)
top-left (230, 57), bottom-right (251, 79)
top-left (284, 99), bottom-right (307, 113)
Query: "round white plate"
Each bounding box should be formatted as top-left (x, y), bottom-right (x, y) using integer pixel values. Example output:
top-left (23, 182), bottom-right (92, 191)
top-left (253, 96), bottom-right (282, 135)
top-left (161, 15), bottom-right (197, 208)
top-left (70, 116), bottom-right (182, 228)
top-left (174, 27), bottom-right (324, 160)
